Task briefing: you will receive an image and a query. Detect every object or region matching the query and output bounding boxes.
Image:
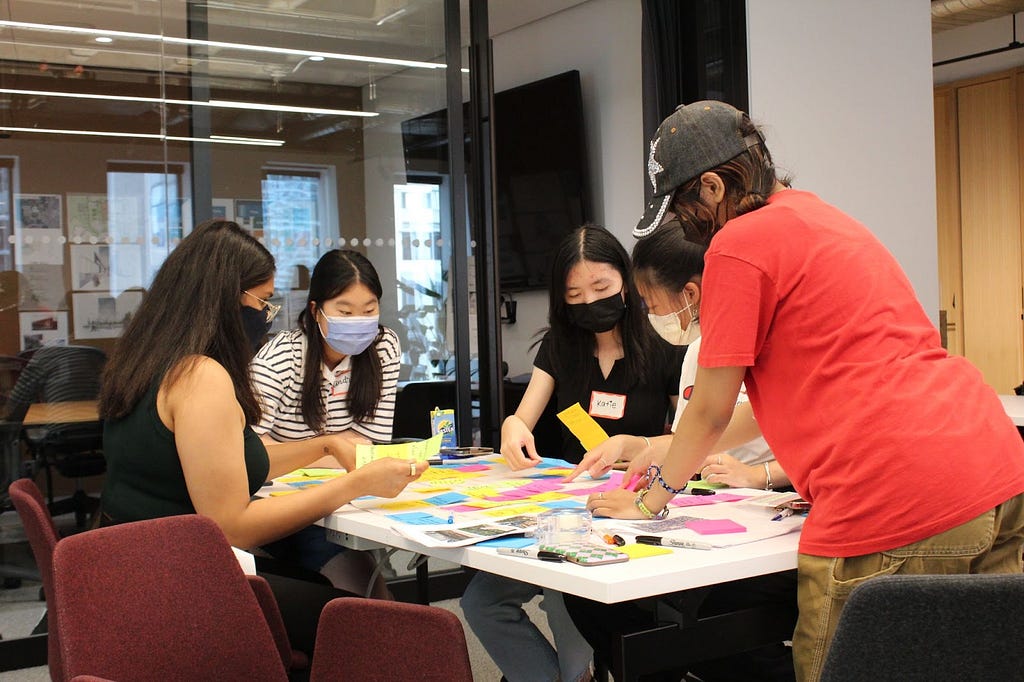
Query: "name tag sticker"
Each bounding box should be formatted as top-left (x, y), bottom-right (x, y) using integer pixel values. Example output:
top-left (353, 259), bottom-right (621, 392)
top-left (589, 391), bottom-right (626, 420)
top-left (330, 370), bottom-right (351, 397)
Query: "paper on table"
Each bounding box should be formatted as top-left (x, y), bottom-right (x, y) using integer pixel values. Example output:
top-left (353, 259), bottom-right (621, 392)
top-left (392, 520), bottom-right (524, 547)
top-left (231, 547), bottom-right (257, 575)
top-left (556, 403), bottom-right (609, 451)
top-left (355, 433), bottom-right (443, 468)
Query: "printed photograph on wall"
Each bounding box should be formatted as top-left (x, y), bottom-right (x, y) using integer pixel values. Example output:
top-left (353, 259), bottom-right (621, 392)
top-left (70, 244), bottom-right (110, 290)
top-left (234, 199), bottom-right (264, 234)
top-left (16, 194), bottom-right (62, 230)
top-left (66, 193), bottom-right (109, 242)
top-left (212, 198), bottom-right (234, 222)
top-left (19, 264), bottom-right (67, 310)
top-left (19, 311), bottom-right (69, 350)
top-left (71, 290), bottom-right (143, 340)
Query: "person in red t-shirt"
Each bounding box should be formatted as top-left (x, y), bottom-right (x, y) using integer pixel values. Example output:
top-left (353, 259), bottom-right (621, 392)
top-left (589, 100), bottom-right (1024, 681)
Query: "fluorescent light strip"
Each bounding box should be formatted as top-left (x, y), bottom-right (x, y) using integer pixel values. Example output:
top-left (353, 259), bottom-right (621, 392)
top-left (0, 19), bottom-right (445, 70)
top-left (0, 87), bottom-right (377, 118)
top-left (0, 126), bottom-right (284, 146)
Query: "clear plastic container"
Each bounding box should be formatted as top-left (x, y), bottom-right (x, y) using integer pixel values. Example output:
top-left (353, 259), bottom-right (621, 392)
top-left (535, 508), bottom-right (592, 546)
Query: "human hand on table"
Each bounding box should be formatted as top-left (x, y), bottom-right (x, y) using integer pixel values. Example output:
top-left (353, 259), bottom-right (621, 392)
top-left (564, 434), bottom-right (636, 482)
top-left (499, 414), bottom-right (541, 471)
top-left (698, 452), bottom-right (757, 488)
top-left (585, 488), bottom-right (645, 519)
top-left (619, 448), bottom-right (663, 491)
top-left (351, 457), bottom-right (427, 498)
top-left (325, 432), bottom-right (371, 471)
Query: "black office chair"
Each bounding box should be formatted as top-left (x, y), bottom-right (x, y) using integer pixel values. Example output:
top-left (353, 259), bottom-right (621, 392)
top-left (819, 573), bottom-right (1024, 681)
top-left (7, 346), bottom-right (107, 528)
top-left (392, 381), bottom-right (459, 440)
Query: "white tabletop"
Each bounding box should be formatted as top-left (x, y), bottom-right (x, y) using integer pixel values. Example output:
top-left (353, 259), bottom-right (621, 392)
top-left (318, 505), bottom-right (798, 604)
top-left (999, 394), bottom-right (1024, 426)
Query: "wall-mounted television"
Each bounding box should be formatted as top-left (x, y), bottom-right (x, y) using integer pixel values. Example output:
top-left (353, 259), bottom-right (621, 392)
top-left (401, 70), bottom-right (592, 292)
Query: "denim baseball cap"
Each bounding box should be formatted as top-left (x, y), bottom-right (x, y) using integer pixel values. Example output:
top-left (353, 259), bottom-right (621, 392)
top-left (634, 100), bottom-right (763, 239)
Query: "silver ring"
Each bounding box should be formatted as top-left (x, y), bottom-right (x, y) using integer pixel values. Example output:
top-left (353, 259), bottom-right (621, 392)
top-left (717, 455), bottom-right (722, 465)
top-left (409, 461), bottom-right (417, 476)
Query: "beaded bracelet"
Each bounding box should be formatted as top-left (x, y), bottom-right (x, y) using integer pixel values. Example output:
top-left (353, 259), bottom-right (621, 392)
top-left (634, 488), bottom-right (670, 520)
top-left (647, 464), bottom-right (687, 496)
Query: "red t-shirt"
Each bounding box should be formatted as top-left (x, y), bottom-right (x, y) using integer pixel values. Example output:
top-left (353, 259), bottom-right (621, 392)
top-left (699, 189), bottom-right (1024, 557)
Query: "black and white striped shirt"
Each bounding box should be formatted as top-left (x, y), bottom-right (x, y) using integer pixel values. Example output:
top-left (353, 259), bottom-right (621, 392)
top-left (250, 328), bottom-right (401, 443)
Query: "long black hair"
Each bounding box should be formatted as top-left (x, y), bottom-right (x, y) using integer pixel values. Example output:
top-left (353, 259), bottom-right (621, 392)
top-left (540, 224), bottom-right (656, 384)
top-left (298, 249), bottom-right (384, 433)
top-left (631, 223), bottom-right (708, 295)
top-left (100, 220), bottom-right (275, 424)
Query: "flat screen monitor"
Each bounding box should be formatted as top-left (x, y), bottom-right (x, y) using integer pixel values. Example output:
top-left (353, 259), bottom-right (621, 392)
top-left (401, 70), bottom-right (591, 292)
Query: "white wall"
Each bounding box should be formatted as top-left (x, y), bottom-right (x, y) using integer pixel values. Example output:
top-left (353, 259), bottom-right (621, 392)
top-left (747, 1), bottom-right (939, 323)
top-left (492, 0), bottom-right (643, 376)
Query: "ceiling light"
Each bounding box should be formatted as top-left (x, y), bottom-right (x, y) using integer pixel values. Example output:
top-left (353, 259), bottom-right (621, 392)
top-left (0, 19), bottom-right (444, 70)
top-left (0, 88), bottom-right (378, 118)
top-left (376, 8), bottom-right (408, 26)
top-left (308, 56), bottom-right (324, 62)
top-left (94, 36), bottom-right (112, 44)
top-left (0, 126), bottom-right (284, 146)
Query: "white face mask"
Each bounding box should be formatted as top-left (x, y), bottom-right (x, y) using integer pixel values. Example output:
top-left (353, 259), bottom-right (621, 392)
top-left (648, 296), bottom-right (700, 346)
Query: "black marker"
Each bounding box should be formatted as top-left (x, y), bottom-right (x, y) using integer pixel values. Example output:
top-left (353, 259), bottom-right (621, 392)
top-left (690, 488), bottom-right (716, 496)
top-left (496, 547), bottom-right (566, 562)
top-left (635, 535), bottom-right (713, 551)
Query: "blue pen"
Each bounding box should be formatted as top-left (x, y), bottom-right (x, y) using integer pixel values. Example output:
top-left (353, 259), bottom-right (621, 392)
top-left (447, 513), bottom-right (454, 524)
top-left (771, 508), bottom-right (795, 522)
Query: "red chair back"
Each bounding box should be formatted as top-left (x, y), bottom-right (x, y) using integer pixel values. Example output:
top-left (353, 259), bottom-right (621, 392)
top-left (51, 514), bottom-right (287, 681)
top-left (9, 477), bottom-right (63, 682)
top-left (310, 597), bottom-right (473, 682)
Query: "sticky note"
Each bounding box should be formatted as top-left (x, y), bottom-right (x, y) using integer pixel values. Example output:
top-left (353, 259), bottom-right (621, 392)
top-left (422, 492), bottom-right (470, 506)
top-left (684, 519), bottom-right (746, 535)
top-left (355, 433), bottom-right (443, 468)
top-left (556, 403), bottom-right (610, 451)
top-left (618, 543), bottom-right (673, 559)
top-left (387, 511), bottom-right (448, 525)
top-left (377, 500), bottom-right (432, 511)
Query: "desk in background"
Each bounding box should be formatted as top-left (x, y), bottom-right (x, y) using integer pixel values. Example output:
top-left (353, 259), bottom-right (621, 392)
top-left (22, 400), bottom-right (99, 427)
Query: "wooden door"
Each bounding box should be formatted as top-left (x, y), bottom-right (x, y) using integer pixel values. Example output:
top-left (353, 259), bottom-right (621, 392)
top-left (957, 76), bottom-right (1024, 392)
top-left (934, 86), bottom-right (963, 357)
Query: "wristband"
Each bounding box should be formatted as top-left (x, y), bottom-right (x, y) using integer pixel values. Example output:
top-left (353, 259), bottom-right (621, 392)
top-left (647, 464), bottom-right (687, 496)
top-left (635, 488), bottom-right (670, 520)
top-left (764, 462), bottom-right (773, 491)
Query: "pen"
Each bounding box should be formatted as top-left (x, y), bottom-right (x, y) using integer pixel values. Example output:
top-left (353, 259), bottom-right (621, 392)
top-left (771, 508), bottom-right (795, 522)
top-left (496, 547), bottom-right (566, 562)
top-left (689, 488), bottom-right (716, 496)
top-left (635, 535), bottom-right (713, 551)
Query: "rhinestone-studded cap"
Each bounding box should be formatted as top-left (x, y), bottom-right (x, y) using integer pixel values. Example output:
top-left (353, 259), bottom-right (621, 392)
top-left (634, 100), bottom-right (762, 239)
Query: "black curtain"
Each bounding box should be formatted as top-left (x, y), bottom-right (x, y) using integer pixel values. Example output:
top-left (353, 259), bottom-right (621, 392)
top-left (641, 0), bottom-right (748, 201)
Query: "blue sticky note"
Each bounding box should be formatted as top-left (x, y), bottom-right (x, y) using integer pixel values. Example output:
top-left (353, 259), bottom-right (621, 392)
top-left (286, 479), bottom-right (325, 489)
top-left (477, 536), bottom-right (536, 548)
top-left (422, 492), bottom-right (470, 506)
top-left (535, 458), bottom-right (574, 469)
top-left (539, 499), bottom-right (586, 510)
top-left (387, 512), bottom-right (447, 525)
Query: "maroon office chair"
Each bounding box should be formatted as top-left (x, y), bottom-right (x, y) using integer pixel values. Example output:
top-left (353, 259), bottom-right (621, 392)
top-left (309, 597), bottom-right (473, 682)
top-left (9, 477), bottom-right (64, 681)
top-left (51, 514), bottom-right (289, 681)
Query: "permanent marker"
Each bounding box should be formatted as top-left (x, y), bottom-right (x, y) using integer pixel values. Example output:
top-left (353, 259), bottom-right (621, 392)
top-left (635, 535), bottom-right (713, 551)
top-left (496, 547), bottom-right (566, 562)
top-left (771, 508), bottom-right (795, 522)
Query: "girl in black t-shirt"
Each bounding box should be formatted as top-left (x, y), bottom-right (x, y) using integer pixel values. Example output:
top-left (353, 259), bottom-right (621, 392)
top-left (461, 224), bottom-right (683, 682)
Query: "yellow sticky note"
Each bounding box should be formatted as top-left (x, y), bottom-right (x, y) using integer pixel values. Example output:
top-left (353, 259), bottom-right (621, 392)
top-left (618, 543), bottom-right (673, 559)
top-left (297, 468), bottom-right (344, 478)
top-left (480, 504), bottom-right (549, 518)
top-left (355, 433), bottom-right (443, 468)
top-left (377, 500), bottom-right (433, 511)
top-left (556, 403), bottom-right (609, 451)
top-left (269, 489), bottom-right (301, 496)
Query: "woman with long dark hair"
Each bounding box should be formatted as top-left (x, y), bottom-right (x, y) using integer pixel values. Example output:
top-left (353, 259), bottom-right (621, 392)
top-left (251, 249), bottom-right (401, 596)
top-left (462, 224), bottom-right (685, 682)
top-left (100, 221), bottom-right (422, 564)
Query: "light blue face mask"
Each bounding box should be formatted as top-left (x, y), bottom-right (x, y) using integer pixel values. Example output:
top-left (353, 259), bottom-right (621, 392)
top-left (318, 310), bottom-right (379, 356)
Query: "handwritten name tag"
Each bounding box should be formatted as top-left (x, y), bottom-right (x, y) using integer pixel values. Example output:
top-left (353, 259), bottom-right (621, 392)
top-left (589, 391), bottom-right (626, 420)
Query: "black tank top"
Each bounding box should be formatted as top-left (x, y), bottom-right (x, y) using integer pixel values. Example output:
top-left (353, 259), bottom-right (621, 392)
top-left (101, 382), bottom-right (270, 523)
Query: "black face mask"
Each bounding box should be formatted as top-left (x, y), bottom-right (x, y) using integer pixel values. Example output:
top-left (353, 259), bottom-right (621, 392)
top-left (567, 291), bottom-right (626, 333)
top-left (240, 305), bottom-right (272, 353)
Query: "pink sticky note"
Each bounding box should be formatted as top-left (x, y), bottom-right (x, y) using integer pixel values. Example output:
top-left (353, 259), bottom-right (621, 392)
top-left (711, 492), bottom-right (751, 503)
top-left (684, 519), bottom-right (746, 535)
top-left (441, 505), bottom-right (482, 513)
top-left (455, 464), bottom-right (490, 472)
top-left (668, 496), bottom-right (718, 508)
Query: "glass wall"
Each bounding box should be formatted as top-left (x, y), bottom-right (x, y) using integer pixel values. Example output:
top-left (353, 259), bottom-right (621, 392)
top-left (0, 1), bottom-right (481, 500)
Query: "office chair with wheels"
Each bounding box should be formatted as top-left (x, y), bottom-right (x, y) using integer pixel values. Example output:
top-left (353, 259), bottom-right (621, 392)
top-left (8, 346), bottom-right (106, 527)
top-left (819, 573), bottom-right (1024, 681)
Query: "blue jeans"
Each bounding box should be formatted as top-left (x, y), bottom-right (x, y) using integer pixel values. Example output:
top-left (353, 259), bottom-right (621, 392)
top-left (461, 571), bottom-right (593, 682)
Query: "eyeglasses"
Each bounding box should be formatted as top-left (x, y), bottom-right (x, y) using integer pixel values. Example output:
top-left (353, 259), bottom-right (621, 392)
top-left (243, 290), bottom-right (282, 323)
